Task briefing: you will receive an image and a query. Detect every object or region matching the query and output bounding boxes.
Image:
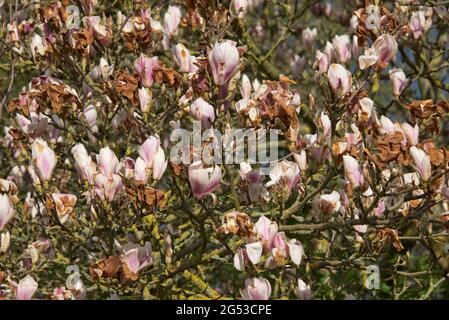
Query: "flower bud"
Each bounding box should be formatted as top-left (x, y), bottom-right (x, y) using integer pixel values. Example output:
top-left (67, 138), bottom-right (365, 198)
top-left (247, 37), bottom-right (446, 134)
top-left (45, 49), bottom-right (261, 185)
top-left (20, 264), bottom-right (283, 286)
top-left (389, 68), bottom-right (408, 96)
top-left (410, 146), bottom-right (431, 182)
top-left (31, 138), bottom-right (57, 182)
top-left (208, 40), bottom-right (240, 86)
top-left (190, 98), bottom-right (215, 129)
top-left (188, 161), bottom-right (222, 199)
top-left (327, 63), bottom-right (352, 96)
top-left (240, 277), bottom-right (271, 300)
top-left (343, 154), bottom-right (363, 188)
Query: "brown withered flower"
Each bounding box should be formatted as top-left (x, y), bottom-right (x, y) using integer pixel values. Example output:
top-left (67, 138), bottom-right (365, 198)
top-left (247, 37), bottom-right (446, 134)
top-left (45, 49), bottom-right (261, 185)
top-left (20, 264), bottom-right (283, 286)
top-left (218, 211), bottom-right (255, 238)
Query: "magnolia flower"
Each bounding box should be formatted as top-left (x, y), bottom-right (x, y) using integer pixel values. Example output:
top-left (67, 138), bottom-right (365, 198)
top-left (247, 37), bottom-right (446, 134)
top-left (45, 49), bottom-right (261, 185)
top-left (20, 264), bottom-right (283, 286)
top-left (138, 87), bottom-right (152, 113)
top-left (266, 160), bottom-right (300, 190)
top-left (139, 136), bottom-right (160, 168)
top-left (410, 146), bottom-right (431, 182)
top-left (134, 157), bottom-right (148, 185)
top-left (233, 248), bottom-right (249, 271)
top-left (208, 40), bottom-right (240, 86)
top-left (314, 50), bottom-right (330, 73)
top-left (12, 275), bottom-right (38, 300)
top-left (343, 154), bottom-right (363, 188)
top-left (379, 115), bottom-right (395, 134)
top-left (31, 138), bottom-right (57, 182)
top-left (173, 43), bottom-right (197, 73)
top-left (134, 55), bottom-right (158, 88)
top-left (163, 6), bottom-right (181, 36)
top-left (152, 147), bottom-right (167, 181)
top-left (230, 0), bottom-right (248, 17)
top-left (389, 68), bottom-right (408, 96)
top-left (332, 34), bottom-right (351, 64)
top-left (241, 277), bottom-right (271, 300)
top-left (83, 105), bottom-right (97, 132)
top-left (90, 57), bottom-right (113, 80)
top-left (317, 191), bottom-right (341, 214)
top-left (239, 162), bottom-right (268, 203)
top-left (1, 231), bottom-right (11, 253)
top-left (319, 112), bottom-right (332, 139)
top-left (188, 161), bottom-right (222, 199)
top-left (82, 16), bottom-right (110, 45)
top-left (302, 27), bottom-right (318, 47)
top-left (372, 34), bottom-right (398, 68)
top-left (190, 98), bottom-right (215, 129)
top-left (245, 241), bottom-right (263, 265)
top-left (30, 34), bottom-right (47, 58)
top-left (51, 193), bottom-right (77, 224)
top-left (410, 10), bottom-right (432, 39)
top-left (255, 215), bottom-right (278, 250)
top-left (327, 63), bottom-right (352, 96)
top-left (97, 147), bottom-right (119, 178)
top-left (293, 151), bottom-right (307, 171)
top-left (0, 194), bottom-right (14, 231)
top-left (122, 242), bottom-right (153, 275)
top-left (400, 123), bottom-right (419, 146)
top-left (287, 238), bottom-right (304, 266)
top-left (296, 279), bottom-right (312, 300)
top-left (94, 173), bottom-right (123, 202)
top-left (358, 47), bottom-right (379, 70)
top-left (71, 143), bottom-right (96, 184)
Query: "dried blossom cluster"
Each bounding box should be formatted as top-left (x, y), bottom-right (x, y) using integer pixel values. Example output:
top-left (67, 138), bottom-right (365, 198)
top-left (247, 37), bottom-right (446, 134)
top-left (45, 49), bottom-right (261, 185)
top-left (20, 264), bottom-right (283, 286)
top-left (0, 0), bottom-right (449, 300)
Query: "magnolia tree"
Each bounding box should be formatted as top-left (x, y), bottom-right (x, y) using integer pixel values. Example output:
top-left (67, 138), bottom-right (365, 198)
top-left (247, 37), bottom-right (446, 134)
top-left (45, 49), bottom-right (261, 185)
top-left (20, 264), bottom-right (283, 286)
top-left (0, 0), bottom-right (449, 300)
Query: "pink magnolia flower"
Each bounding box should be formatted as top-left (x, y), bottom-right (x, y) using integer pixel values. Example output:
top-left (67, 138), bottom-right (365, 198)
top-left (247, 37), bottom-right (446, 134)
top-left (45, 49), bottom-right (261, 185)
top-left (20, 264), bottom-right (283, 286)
top-left (327, 63), bottom-right (352, 96)
top-left (410, 146), bottom-right (432, 182)
top-left (94, 173), bottom-right (123, 202)
top-left (31, 138), bottom-right (57, 182)
top-left (230, 0), bottom-right (248, 17)
top-left (245, 241), bottom-right (263, 265)
top-left (372, 34), bottom-right (398, 68)
top-left (71, 143), bottom-right (96, 184)
top-left (400, 123), bottom-right (419, 146)
top-left (410, 10), bottom-right (432, 39)
top-left (317, 191), bottom-right (341, 214)
top-left (208, 40), bottom-right (240, 86)
top-left (133, 157), bottom-right (148, 185)
top-left (0, 194), bottom-right (15, 231)
top-left (314, 50), bottom-right (330, 73)
top-left (266, 160), bottom-right (300, 190)
top-left (296, 279), bottom-right (312, 300)
top-left (173, 43), bottom-right (197, 73)
top-left (319, 112), bottom-right (332, 140)
top-left (240, 277), bottom-right (271, 300)
top-left (190, 98), bottom-right (216, 129)
top-left (82, 16), bottom-right (110, 45)
top-left (138, 87), bottom-right (152, 113)
top-left (163, 6), bottom-right (182, 36)
top-left (188, 161), bottom-right (222, 199)
top-left (239, 162), bottom-right (268, 203)
top-left (343, 154), bottom-right (363, 188)
top-left (302, 27), bottom-right (317, 47)
top-left (293, 151), bottom-right (307, 171)
top-left (255, 215), bottom-right (278, 251)
top-left (121, 242), bottom-right (153, 274)
top-left (97, 147), bottom-right (119, 178)
top-left (332, 34), bottom-right (352, 64)
top-left (138, 136), bottom-right (160, 168)
top-left (152, 147), bottom-right (167, 181)
top-left (11, 275), bottom-right (38, 300)
top-left (134, 55), bottom-right (158, 88)
top-left (389, 68), bottom-right (408, 96)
